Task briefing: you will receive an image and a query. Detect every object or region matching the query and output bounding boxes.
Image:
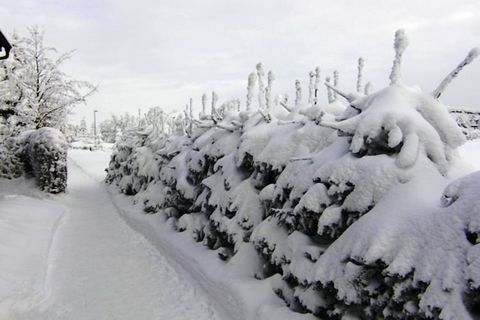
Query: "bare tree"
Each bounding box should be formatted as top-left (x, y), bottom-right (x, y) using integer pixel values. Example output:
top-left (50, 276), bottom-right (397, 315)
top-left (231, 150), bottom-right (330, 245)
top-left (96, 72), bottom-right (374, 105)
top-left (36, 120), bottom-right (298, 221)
top-left (356, 57), bottom-right (364, 93)
top-left (295, 80), bottom-right (302, 107)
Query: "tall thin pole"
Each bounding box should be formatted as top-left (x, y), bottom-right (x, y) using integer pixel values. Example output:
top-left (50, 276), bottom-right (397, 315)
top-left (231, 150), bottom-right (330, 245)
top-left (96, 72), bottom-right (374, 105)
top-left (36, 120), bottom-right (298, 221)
top-left (93, 110), bottom-right (98, 148)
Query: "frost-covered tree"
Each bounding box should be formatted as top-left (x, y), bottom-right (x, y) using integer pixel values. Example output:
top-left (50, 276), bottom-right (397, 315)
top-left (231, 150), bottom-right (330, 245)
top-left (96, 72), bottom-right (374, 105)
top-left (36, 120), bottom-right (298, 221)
top-left (256, 63), bottom-right (266, 110)
top-left (325, 76), bottom-right (334, 103)
top-left (308, 71), bottom-right (315, 104)
top-left (389, 29), bottom-right (408, 85)
top-left (294, 80), bottom-right (302, 107)
top-left (144, 106), bottom-right (170, 135)
top-left (0, 27), bottom-right (95, 132)
top-left (333, 70), bottom-right (339, 101)
top-left (356, 57), bottom-right (364, 93)
top-left (79, 117), bottom-right (88, 135)
top-left (183, 98), bottom-right (194, 136)
top-left (211, 91), bottom-right (218, 117)
top-left (97, 112), bottom-right (142, 143)
top-left (201, 93), bottom-right (208, 118)
top-left (246, 72), bottom-right (257, 111)
top-left (314, 67), bottom-right (321, 105)
top-left (189, 98), bottom-right (193, 119)
top-left (265, 71), bottom-right (275, 111)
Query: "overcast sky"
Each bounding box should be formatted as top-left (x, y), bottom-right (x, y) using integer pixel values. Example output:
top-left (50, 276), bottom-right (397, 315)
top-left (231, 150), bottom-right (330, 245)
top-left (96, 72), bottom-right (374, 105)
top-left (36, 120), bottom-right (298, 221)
top-left (2, 0), bottom-right (480, 125)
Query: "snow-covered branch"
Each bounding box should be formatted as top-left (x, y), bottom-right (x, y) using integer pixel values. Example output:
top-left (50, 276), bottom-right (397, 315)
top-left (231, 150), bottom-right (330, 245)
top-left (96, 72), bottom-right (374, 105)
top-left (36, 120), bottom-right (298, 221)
top-left (432, 47), bottom-right (480, 99)
top-left (389, 29), bottom-right (409, 85)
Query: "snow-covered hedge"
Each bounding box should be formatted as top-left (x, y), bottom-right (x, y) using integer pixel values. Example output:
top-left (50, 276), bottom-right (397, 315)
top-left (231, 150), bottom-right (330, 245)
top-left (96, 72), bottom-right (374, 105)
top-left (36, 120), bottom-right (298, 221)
top-left (0, 134), bottom-right (25, 179)
top-left (106, 31), bottom-right (480, 319)
top-left (450, 109), bottom-right (480, 140)
top-left (0, 127), bottom-right (68, 193)
top-left (24, 128), bottom-right (68, 193)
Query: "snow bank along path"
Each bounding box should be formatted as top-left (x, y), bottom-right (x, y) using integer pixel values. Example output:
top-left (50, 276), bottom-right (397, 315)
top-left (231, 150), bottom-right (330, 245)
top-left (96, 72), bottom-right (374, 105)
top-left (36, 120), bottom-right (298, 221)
top-left (0, 150), bottom-right (224, 320)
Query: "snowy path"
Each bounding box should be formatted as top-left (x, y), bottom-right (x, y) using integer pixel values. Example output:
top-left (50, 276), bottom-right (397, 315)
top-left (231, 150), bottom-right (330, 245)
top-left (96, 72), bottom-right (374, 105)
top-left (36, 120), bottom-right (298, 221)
top-left (0, 153), bottom-right (223, 320)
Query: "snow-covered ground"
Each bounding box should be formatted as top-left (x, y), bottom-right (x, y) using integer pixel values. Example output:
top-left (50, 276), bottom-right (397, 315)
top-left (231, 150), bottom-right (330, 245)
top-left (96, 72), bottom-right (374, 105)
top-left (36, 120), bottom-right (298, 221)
top-left (1, 140), bottom-right (480, 320)
top-left (71, 152), bottom-right (313, 320)
top-left (0, 149), bottom-right (223, 320)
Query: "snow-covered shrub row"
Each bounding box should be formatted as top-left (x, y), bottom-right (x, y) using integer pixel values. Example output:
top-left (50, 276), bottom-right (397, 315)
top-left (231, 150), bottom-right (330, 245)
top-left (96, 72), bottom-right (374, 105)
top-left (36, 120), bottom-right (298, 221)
top-left (450, 109), bottom-right (480, 140)
top-left (0, 127), bottom-right (68, 193)
top-left (106, 31), bottom-right (480, 319)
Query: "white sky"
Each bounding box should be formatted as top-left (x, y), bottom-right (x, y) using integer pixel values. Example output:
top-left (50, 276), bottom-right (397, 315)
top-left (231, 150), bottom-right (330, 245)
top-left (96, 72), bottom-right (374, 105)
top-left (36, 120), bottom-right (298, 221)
top-left (2, 0), bottom-right (480, 125)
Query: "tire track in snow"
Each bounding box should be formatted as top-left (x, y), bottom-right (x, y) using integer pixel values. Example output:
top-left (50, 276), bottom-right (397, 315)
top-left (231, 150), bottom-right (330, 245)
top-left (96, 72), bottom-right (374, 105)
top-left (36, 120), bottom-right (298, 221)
top-left (32, 206), bottom-right (66, 309)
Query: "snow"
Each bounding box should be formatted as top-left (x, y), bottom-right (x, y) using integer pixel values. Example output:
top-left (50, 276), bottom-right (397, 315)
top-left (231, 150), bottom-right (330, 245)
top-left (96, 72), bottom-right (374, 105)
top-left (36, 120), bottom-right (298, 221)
top-left (3, 28), bottom-right (480, 320)
top-left (100, 69), bottom-right (478, 318)
top-left (458, 138), bottom-right (480, 170)
top-left (390, 29), bottom-right (409, 85)
top-left (0, 148), bottom-right (319, 320)
top-left (108, 172), bottom-right (316, 320)
top-left (293, 141), bottom-right (480, 319)
top-left (0, 193), bottom-right (64, 318)
top-left (1, 132), bottom-right (480, 320)
top-left (320, 84), bottom-right (466, 174)
top-left (0, 149), bottom-right (223, 320)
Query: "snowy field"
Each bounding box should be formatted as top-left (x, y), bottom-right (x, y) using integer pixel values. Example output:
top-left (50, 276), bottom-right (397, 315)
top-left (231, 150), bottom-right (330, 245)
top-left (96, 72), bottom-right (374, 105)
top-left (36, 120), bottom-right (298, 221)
top-left (0, 140), bottom-right (480, 320)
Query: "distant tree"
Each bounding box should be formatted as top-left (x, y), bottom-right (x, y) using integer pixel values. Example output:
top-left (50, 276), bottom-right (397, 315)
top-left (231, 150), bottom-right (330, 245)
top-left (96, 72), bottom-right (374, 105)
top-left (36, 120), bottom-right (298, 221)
top-left (211, 91), bottom-right (218, 117)
top-left (294, 80), bottom-right (302, 107)
top-left (389, 29), bottom-right (408, 85)
top-left (246, 72), bottom-right (257, 111)
top-left (99, 118), bottom-right (116, 143)
top-left (314, 66), bottom-right (321, 105)
top-left (79, 117), bottom-right (88, 135)
top-left (308, 70), bottom-right (315, 103)
top-left (98, 112), bottom-right (143, 143)
top-left (265, 71), bottom-right (275, 111)
top-left (333, 70), bottom-right (339, 101)
top-left (326, 76), bottom-right (334, 103)
top-left (256, 63), bottom-right (265, 109)
top-left (144, 106), bottom-right (170, 135)
top-left (356, 57), bottom-right (365, 93)
top-left (201, 93), bottom-right (208, 118)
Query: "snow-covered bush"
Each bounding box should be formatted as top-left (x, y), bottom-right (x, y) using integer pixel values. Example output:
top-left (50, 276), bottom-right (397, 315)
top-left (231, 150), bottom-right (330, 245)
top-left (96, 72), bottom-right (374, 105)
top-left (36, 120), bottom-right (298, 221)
top-left (301, 169), bottom-right (480, 319)
top-left (0, 127), bottom-right (68, 193)
top-left (0, 134), bottom-right (26, 179)
top-left (106, 30), bottom-right (479, 319)
top-left (23, 128), bottom-right (68, 193)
